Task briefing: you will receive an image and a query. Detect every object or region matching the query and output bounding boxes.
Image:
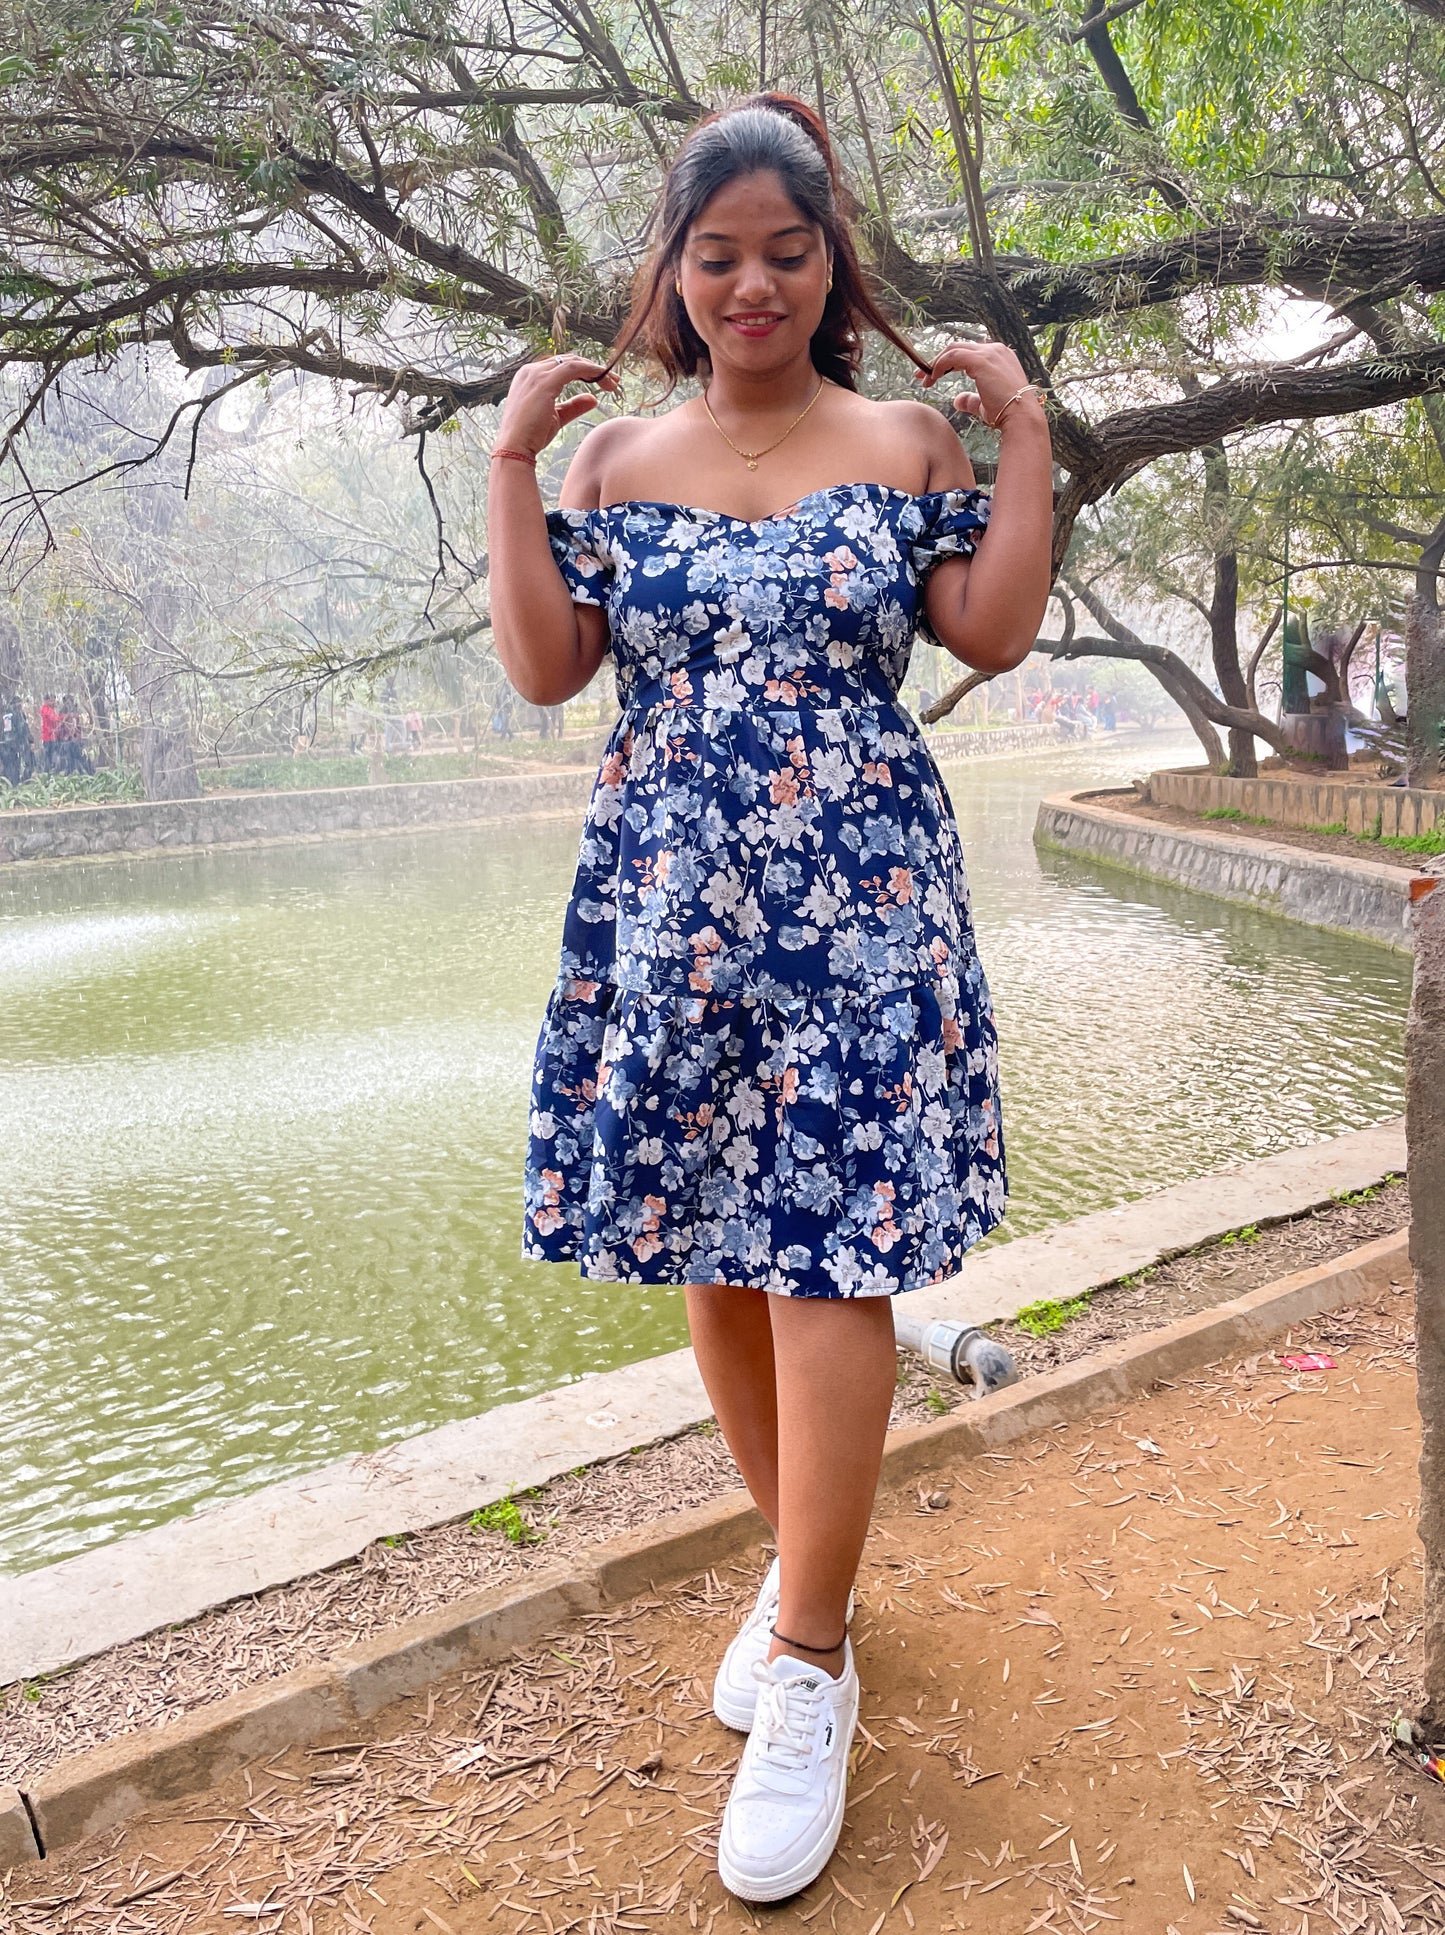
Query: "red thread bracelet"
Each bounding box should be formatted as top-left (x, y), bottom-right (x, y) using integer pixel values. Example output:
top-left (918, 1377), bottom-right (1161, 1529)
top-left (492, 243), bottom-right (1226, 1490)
top-left (491, 446), bottom-right (538, 467)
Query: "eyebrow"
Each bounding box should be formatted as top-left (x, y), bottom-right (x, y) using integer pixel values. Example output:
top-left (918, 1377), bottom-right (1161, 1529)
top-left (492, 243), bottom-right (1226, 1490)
top-left (690, 224), bottom-right (814, 242)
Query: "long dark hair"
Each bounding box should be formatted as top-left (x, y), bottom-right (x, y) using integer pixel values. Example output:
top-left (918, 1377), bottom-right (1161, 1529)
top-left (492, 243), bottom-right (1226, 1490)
top-left (604, 93), bottom-right (928, 392)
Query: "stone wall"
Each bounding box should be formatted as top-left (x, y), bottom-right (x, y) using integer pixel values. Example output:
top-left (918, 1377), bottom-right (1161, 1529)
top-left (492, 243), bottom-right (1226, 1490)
top-left (1036, 791), bottom-right (1417, 951)
top-left (1145, 767), bottom-right (1444, 841)
top-left (0, 767), bottom-right (598, 865)
top-left (927, 720), bottom-right (1087, 761)
top-left (0, 720), bottom-right (1097, 866)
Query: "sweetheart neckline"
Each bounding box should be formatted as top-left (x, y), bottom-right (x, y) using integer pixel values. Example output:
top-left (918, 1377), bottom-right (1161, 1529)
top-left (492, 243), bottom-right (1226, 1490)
top-left (571, 480), bottom-right (983, 530)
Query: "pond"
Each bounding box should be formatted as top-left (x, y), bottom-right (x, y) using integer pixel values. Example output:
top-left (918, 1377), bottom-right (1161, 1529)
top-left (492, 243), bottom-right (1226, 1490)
top-left (0, 731), bottom-right (1411, 1573)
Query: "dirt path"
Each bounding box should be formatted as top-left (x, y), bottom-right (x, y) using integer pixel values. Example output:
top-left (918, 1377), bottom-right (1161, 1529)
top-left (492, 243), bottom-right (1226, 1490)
top-left (8, 1280), bottom-right (1443, 1935)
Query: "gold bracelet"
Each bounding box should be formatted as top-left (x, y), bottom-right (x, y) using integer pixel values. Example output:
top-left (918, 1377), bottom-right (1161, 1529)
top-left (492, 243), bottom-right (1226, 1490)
top-left (987, 384), bottom-right (1046, 431)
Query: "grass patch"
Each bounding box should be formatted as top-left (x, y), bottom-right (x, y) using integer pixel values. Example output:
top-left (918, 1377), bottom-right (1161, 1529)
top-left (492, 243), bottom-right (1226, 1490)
top-left (1202, 805), bottom-right (1271, 825)
top-left (1380, 828), bottom-right (1445, 856)
top-left (201, 751), bottom-right (489, 793)
top-left (0, 768), bottom-right (143, 810)
top-left (925, 1387), bottom-right (951, 1417)
top-left (469, 1493), bottom-right (545, 1546)
top-left (1116, 1264), bottom-right (1158, 1291)
top-left (1306, 821), bottom-right (1348, 836)
top-left (1219, 1223), bottom-right (1262, 1246)
top-left (1015, 1292), bottom-right (1092, 1338)
top-left (1331, 1173), bottom-right (1401, 1207)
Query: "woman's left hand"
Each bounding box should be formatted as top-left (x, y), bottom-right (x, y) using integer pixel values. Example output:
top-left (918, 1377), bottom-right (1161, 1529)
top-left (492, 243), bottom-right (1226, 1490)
top-left (914, 339), bottom-right (1043, 429)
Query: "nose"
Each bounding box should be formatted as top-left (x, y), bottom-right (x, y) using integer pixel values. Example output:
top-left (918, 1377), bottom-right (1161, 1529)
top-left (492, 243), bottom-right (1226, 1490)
top-left (731, 254), bottom-right (780, 305)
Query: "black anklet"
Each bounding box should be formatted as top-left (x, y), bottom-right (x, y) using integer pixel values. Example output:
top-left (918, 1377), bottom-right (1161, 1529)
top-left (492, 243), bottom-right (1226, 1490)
top-left (770, 1624), bottom-right (847, 1655)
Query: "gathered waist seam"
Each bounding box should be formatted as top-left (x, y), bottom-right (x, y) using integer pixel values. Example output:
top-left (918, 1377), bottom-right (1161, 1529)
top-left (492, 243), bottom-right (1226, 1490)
top-left (618, 690), bottom-right (904, 720)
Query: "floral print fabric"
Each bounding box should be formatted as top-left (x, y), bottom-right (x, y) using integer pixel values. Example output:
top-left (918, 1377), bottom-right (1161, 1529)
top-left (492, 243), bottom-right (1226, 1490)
top-left (523, 482), bottom-right (1006, 1297)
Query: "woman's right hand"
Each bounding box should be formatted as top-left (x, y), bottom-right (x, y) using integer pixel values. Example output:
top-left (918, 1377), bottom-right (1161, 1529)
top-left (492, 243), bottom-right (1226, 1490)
top-left (495, 352), bottom-right (619, 459)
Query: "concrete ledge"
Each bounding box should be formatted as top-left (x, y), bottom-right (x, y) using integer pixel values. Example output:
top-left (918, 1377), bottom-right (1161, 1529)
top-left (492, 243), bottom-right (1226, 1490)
top-left (591, 1494), bottom-right (771, 1603)
top-left (1036, 790), bottom-right (1420, 951)
top-left (26, 1663), bottom-right (351, 1854)
top-left (337, 1568), bottom-right (599, 1721)
top-left (1145, 766), bottom-right (1444, 842)
top-left (7, 1228), bottom-right (1410, 1866)
top-left (0, 1783), bottom-right (40, 1864)
top-left (0, 766), bottom-right (597, 866)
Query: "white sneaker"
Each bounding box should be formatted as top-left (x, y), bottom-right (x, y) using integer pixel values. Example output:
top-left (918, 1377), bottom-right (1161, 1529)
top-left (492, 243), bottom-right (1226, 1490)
top-left (712, 1558), bottom-right (781, 1730)
top-left (716, 1646), bottom-right (859, 1903)
top-left (712, 1561), bottom-right (855, 1732)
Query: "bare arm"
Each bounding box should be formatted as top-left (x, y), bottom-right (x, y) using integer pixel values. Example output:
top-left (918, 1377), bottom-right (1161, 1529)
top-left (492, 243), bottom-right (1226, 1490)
top-left (913, 346), bottom-right (1055, 674)
top-left (488, 353), bottom-right (617, 708)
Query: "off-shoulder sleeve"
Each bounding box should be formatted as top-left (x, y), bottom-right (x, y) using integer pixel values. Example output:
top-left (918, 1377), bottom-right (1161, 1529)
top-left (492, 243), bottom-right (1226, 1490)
top-left (909, 487), bottom-right (991, 578)
top-left (545, 507), bottom-right (614, 607)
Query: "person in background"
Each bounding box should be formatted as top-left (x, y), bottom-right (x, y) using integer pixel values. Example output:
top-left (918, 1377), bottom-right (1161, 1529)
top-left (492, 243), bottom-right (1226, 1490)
top-left (405, 708), bottom-right (423, 751)
top-left (38, 694), bottom-right (60, 772)
top-left (57, 693), bottom-right (93, 774)
top-left (1, 695), bottom-right (33, 783)
top-left (346, 700), bottom-right (367, 754)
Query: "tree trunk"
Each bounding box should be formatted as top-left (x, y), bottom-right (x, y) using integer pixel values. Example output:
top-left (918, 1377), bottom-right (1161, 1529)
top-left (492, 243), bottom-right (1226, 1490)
top-left (1201, 443), bottom-right (1257, 778)
top-left (1159, 670), bottom-right (1228, 770)
top-left (126, 491), bottom-right (200, 802)
top-left (1407, 511), bottom-right (1445, 790)
top-left (138, 718), bottom-right (201, 800)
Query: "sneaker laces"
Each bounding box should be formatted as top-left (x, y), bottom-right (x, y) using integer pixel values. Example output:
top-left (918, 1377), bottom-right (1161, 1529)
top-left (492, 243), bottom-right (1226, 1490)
top-left (745, 1662), bottom-right (827, 1794)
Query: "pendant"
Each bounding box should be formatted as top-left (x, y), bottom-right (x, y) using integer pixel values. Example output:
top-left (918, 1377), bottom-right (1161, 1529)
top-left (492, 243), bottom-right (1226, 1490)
top-left (746, 458), bottom-right (758, 470)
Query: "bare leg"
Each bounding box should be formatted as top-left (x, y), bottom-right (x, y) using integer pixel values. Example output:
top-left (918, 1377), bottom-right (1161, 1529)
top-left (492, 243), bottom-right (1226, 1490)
top-left (685, 1282), bottom-right (781, 1533)
top-left (767, 1294), bottom-right (897, 1676)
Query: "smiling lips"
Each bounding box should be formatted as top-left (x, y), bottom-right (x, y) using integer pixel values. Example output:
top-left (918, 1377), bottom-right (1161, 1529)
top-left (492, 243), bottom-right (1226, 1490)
top-left (725, 313), bottom-right (786, 337)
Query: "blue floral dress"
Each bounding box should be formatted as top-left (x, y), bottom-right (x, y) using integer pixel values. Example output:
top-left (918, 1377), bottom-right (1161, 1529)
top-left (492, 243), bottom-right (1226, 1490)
top-left (522, 481), bottom-right (1005, 1298)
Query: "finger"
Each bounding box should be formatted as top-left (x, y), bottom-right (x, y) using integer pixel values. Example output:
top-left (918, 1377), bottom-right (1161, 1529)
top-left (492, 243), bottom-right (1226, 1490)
top-left (951, 393), bottom-right (988, 420)
top-left (555, 394), bottom-right (599, 426)
top-left (544, 353), bottom-right (612, 382)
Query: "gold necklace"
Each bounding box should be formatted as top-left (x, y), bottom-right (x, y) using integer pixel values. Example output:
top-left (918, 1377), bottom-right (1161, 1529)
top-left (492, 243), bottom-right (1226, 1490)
top-left (701, 378), bottom-right (826, 470)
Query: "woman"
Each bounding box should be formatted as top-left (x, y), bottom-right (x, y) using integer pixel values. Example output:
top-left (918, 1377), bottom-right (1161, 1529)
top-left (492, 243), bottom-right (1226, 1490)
top-left (491, 94), bottom-right (1052, 1903)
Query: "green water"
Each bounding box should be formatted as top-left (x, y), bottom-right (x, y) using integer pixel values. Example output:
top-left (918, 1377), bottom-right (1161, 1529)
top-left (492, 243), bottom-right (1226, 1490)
top-left (0, 733), bottom-right (1411, 1573)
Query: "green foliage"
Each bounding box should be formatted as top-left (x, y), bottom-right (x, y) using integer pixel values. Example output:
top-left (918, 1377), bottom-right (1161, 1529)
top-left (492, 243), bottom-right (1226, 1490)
top-left (0, 768), bottom-right (143, 810)
top-left (1015, 1293), bottom-right (1092, 1337)
top-left (1219, 1224), bottom-right (1261, 1246)
top-left (469, 1493), bottom-right (545, 1546)
top-left (924, 1387), bottom-right (950, 1417)
top-left (1331, 1173), bottom-right (1401, 1206)
top-left (1306, 822), bottom-right (1349, 836)
top-left (201, 752), bottom-right (491, 792)
top-left (1116, 1264), bottom-right (1159, 1291)
top-left (1380, 829), bottom-right (1445, 855)
top-left (1202, 806), bottom-right (1269, 824)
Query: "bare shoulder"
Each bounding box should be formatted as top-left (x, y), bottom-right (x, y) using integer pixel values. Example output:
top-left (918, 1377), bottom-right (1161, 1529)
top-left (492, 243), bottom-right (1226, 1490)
top-left (872, 397), bottom-right (977, 490)
top-left (557, 415), bottom-right (658, 509)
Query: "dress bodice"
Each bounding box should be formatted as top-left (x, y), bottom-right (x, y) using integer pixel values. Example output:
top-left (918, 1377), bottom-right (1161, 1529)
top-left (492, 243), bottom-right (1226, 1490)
top-left (544, 482), bottom-right (990, 1002)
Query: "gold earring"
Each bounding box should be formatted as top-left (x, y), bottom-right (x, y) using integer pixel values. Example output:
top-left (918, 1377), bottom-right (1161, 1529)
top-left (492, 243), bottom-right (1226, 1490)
top-left (674, 278), bottom-right (682, 296)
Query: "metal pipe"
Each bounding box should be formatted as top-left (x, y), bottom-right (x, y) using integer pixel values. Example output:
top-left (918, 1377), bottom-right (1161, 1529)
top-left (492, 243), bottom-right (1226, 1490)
top-left (893, 1312), bottom-right (1019, 1398)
